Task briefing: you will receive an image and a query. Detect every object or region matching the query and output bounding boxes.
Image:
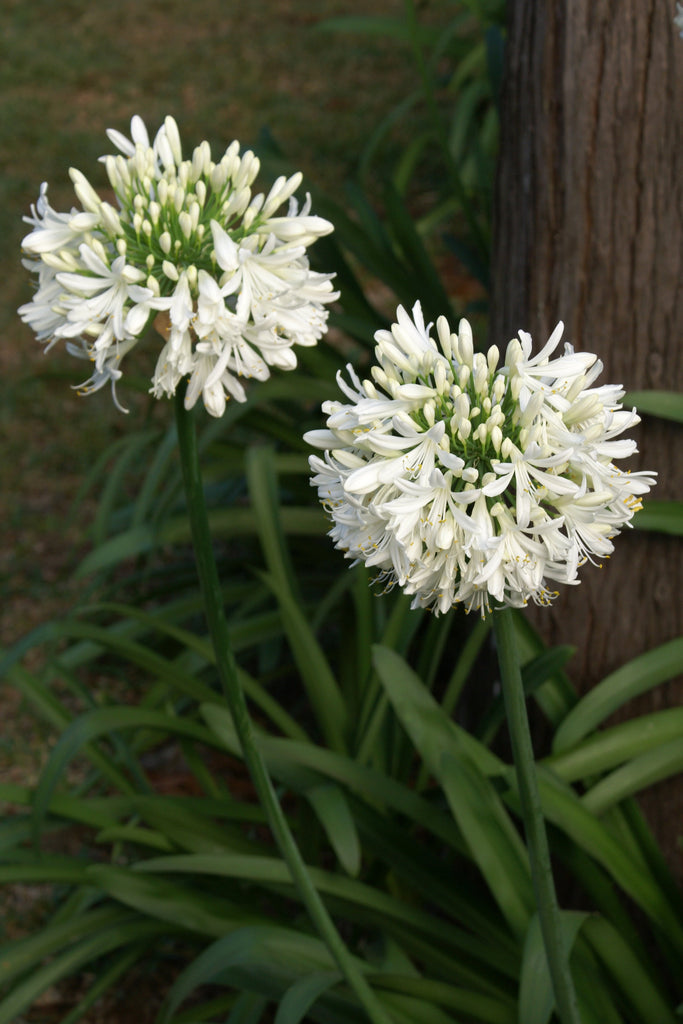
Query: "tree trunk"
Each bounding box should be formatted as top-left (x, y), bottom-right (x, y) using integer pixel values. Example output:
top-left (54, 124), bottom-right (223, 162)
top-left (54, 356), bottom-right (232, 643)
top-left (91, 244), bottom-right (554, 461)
top-left (491, 1), bottom-right (683, 872)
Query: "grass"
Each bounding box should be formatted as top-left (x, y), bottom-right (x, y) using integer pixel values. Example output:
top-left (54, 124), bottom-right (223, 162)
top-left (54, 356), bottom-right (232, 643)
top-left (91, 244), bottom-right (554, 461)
top-left (0, 0), bottom-right (421, 324)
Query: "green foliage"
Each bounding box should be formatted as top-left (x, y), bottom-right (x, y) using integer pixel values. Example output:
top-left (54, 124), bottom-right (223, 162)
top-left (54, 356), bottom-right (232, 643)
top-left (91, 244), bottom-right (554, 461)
top-left (3, 1), bottom-right (681, 1021)
top-left (624, 390), bottom-right (683, 424)
top-left (317, 1), bottom-right (504, 272)
top-left (625, 389), bottom-right (683, 537)
top-left (251, 0), bottom-right (506, 357)
top-left (2, 426), bottom-right (682, 1020)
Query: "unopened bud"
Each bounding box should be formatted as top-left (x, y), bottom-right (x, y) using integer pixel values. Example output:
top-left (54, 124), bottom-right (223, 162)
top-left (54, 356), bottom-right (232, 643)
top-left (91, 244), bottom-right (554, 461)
top-left (162, 260), bottom-right (179, 281)
top-left (178, 211), bottom-right (193, 239)
top-left (457, 319), bottom-right (474, 367)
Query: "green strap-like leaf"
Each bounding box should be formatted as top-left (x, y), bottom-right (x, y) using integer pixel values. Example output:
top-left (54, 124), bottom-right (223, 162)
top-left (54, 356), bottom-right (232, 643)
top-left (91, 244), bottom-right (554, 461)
top-left (76, 505), bottom-right (327, 576)
top-left (275, 971), bottom-right (343, 1024)
top-left (477, 645), bottom-right (575, 746)
top-left (87, 864), bottom-right (260, 938)
top-left (508, 612), bottom-right (577, 726)
top-left (159, 925), bottom-right (336, 1024)
top-left (92, 428), bottom-right (159, 544)
top-left (0, 858), bottom-right (90, 886)
top-left (351, 802), bottom-right (519, 978)
top-left (1, 661), bottom-right (136, 796)
top-left (0, 917), bottom-right (168, 1024)
top-left (383, 181), bottom-right (456, 323)
top-left (583, 915), bottom-right (679, 1024)
top-left (528, 771), bottom-right (683, 956)
top-left (136, 852), bottom-right (493, 964)
top-left (57, 944), bottom-right (145, 1024)
top-left (623, 390), bottom-right (683, 423)
top-left (0, 782), bottom-right (129, 830)
top-left (33, 705), bottom-right (218, 839)
top-left (552, 637), bottom-right (683, 752)
top-left (371, 645), bottom-right (534, 937)
top-left (371, 645), bottom-right (504, 778)
top-left (305, 784), bottom-right (362, 877)
top-left (0, 906), bottom-right (135, 986)
top-left (439, 755), bottom-right (534, 938)
top-left (94, 824), bottom-right (175, 852)
top-left (223, 992), bottom-right (272, 1024)
top-left (201, 702), bottom-right (466, 851)
top-left (74, 601), bottom-right (309, 742)
top-left (632, 500), bottom-right (683, 535)
top-left (246, 444), bottom-right (348, 752)
top-left (372, 976), bottom-right (515, 1024)
top-left (546, 707), bottom-right (683, 783)
top-left (519, 912), bottom-right (588, 1024)
top-left (582, 738), bottom-right (683, 815)
top-left (569, 944), bottom-right (627, 1024)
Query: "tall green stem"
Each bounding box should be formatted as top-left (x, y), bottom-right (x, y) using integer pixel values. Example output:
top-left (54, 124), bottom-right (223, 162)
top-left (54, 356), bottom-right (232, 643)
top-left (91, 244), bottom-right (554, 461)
top-left (174, 388), bottom-right (394, 1024)
top-left (493, 607), bottom-right (582, 1024)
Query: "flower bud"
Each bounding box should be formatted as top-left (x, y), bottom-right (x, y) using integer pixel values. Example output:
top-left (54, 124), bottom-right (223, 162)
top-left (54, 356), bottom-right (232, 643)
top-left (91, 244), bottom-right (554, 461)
top-left (436, 316), bottom-right (453, 359)
top-left (178, 211), bottom-right (193, 239)
top-left (457, 319), bottom-right (473, 367)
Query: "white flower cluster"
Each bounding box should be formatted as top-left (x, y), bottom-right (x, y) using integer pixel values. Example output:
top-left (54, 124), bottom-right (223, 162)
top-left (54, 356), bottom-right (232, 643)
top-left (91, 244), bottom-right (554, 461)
top-left (19, 116), bottom-right (337, 416)
top-left (307, 303), bottom-right (655, 616)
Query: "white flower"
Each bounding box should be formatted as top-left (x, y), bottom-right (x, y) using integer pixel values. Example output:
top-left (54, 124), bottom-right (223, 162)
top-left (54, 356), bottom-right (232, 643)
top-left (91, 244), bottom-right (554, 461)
top-left (306, 302), bottom-right (656, 616)
top-left (19, 116), bottom-right (338, 415)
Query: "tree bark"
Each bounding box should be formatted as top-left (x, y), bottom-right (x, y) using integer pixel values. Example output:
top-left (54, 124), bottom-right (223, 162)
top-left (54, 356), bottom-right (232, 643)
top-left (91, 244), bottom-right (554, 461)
top-left (491, 1), bottom-right (683, 871)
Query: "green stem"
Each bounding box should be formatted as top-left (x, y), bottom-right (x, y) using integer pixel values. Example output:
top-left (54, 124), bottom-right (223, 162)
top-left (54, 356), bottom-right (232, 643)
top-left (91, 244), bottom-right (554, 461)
top-left (174, 388), bottom-right (394, 1024)
top-left (493, 607), bottom-right (582, 1024)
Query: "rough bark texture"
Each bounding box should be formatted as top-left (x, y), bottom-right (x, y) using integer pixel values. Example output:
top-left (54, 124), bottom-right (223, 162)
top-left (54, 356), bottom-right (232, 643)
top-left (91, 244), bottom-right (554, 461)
top-left (491, 1), bottom-right (683, 871)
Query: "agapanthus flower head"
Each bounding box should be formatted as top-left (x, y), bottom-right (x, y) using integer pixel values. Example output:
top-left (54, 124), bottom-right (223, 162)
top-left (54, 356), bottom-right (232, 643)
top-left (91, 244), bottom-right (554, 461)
top-left (19, 115), bottom-right (338, 415)
top-left (306, 302), bottom-right (655, 616)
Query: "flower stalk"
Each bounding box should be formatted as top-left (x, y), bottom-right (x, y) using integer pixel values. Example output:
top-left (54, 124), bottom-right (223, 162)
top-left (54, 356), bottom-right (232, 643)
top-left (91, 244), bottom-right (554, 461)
top-left (493, 607), bottom-right (582, 1024)
top-left (174, 383), bottom-right (394, 1024)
